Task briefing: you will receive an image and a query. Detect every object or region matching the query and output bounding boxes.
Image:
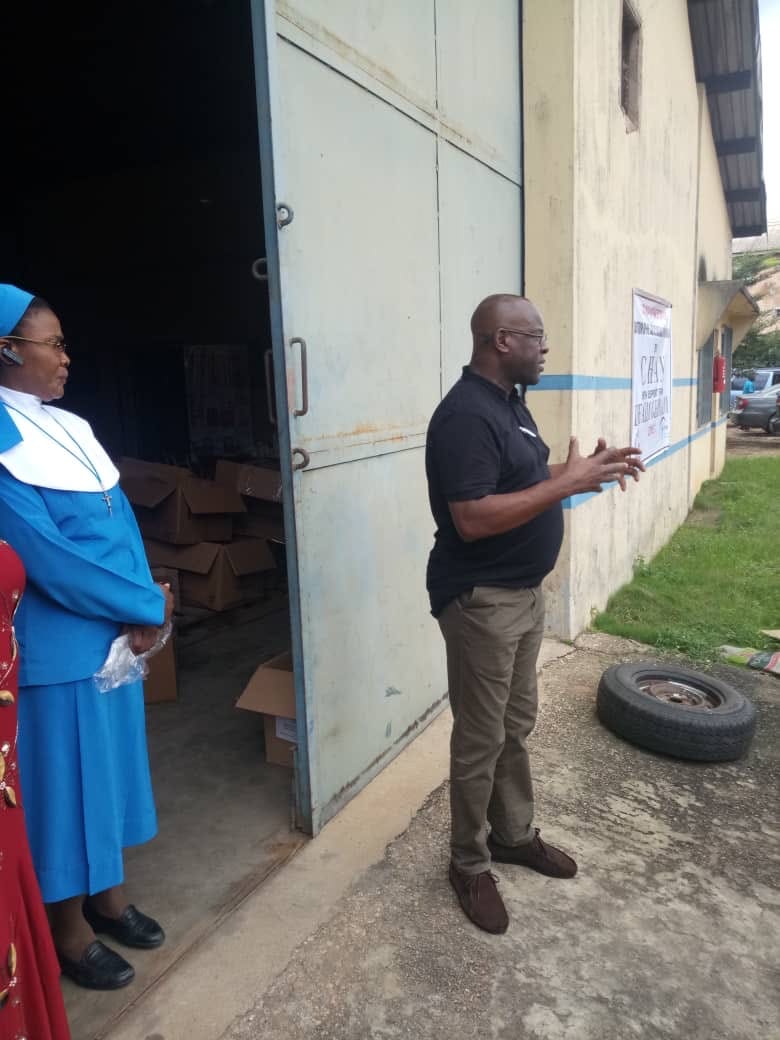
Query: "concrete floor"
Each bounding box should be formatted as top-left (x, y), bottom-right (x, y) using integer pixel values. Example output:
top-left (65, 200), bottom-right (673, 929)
top-left (222, 634), bottom-right (780, 1040)
top-left (103, 685), bottom-right (454, 1040)
top-left (66, 594), bottom-right (299, 1040)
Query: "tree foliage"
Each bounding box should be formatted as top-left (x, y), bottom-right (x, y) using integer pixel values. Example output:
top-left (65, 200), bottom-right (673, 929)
top-left (731, 248), bottom-right (780, 369)
top-left (733, 328), bottom-right (780, 369)
top-left (732, 250), bottom-right (780, 283)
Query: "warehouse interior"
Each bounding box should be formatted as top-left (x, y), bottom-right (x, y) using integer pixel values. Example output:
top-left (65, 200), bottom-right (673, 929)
top-left (1, 1), bottom-right (303, 1033)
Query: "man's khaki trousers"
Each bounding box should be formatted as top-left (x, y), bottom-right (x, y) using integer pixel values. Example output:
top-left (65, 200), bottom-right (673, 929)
top-left (438, 584), bottom-right (544, 874)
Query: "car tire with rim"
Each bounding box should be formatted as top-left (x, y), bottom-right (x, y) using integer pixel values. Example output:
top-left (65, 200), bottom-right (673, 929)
top-left (597, 662), bottom-right (756, 762)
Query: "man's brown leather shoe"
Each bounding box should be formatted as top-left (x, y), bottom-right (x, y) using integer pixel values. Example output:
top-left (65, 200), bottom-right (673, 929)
top-left (448, 863), bottom-right (509, 934)
top-left (487, 828), bottom-right (577, 878)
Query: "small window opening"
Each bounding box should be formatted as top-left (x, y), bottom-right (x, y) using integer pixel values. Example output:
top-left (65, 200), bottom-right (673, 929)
top-left (621, 1), bottom-right (641, 129)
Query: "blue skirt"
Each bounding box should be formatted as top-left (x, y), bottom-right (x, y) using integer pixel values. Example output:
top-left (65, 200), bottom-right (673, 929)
top-left (17, 677), bottom-right (157, 903)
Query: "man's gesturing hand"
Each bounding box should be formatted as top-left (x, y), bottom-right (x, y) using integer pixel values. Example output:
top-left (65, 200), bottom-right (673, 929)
top-left (563, 437), bottom-right (640, 495)
top-left (589, 437), bottom-right (645, 490)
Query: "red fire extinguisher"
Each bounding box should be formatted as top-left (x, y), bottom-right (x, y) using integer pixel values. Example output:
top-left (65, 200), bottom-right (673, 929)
top-left (713, 354), bottom-right (726, 393)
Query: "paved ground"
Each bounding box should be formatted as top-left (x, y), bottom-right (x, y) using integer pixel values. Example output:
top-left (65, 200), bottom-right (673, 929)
top-left (726, 424), bottom-right (780, 456)
top-left (222, 634), bottom-right (779, 1040)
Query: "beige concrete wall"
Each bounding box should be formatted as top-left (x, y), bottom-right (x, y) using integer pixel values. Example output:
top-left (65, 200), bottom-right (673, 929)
top-left (711, 414), bottom-right (728, 473)
top-left (524, 0), bottom-right (733, 637)
top-left (689, 432), bottom-right (716, 504)
top-left (692, 94), bottom-right (732, 491)
top-left (523, 0), bottom-right (578, 634)
top-left (694, 90), bottom-right (732, 495)
top-left (522, 0), bottom-right (576, 463)
top-left (696, 91), bottom-right (733, 285)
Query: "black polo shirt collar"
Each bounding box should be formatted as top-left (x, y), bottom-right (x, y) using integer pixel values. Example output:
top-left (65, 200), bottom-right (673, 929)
top-left (461, 365), bottom-right (522, 402)
top-left (463, 364), bottom-right (526, 399)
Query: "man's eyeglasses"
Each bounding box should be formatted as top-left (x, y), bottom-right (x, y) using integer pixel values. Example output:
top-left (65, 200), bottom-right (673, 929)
top-left (499, 327), bottom-right (548, 347)
top-left (2, 335), bottom-right (68, 354)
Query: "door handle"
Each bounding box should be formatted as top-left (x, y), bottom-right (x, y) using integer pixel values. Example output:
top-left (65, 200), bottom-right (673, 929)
top-left (264, 349), bottom-right (276, 426)
top-left (290, 337), bottom-right (309, 417)
top-left (292, 447), bottom-right (310, 470)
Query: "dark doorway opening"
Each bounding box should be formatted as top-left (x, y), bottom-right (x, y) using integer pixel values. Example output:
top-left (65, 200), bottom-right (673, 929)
top-left (2, 5), bottom-right (298, 1036)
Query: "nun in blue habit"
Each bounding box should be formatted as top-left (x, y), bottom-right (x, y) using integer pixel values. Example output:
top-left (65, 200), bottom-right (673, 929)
top-left (0, 285), bottom-right (174, 991)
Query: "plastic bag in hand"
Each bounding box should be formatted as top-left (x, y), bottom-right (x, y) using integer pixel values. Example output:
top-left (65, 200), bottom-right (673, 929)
top-left (94, 623), bottom-right (173, 693)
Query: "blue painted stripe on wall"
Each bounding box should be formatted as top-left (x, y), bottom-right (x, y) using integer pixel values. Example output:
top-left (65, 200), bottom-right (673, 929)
top-left (530, 375), bottom-right (632, 390)
top-left (562, 415), bottom-right (730, 510)
top-left (531, 375), bottom-right (699, 391)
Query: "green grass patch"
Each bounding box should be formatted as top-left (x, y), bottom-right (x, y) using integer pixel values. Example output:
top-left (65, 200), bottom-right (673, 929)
top-left (594, 457), bottom-right (780, 661)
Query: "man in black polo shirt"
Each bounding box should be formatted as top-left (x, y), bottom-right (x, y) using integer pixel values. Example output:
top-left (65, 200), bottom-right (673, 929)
top-left (426, 293), bottom-right (644, 934)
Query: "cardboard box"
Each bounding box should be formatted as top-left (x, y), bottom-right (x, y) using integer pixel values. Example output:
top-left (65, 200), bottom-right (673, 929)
top-left (244, 498), bottom-right (284, 519)
top-left (215, 460), bottom-right (283, 504)
top-left (264, 715), bottom-right (296, 767)
top-left (149, 565), bottom-right (181, 614)
top-left (121, 458), bottom-right (246, 545)
top-left (227, 513), bottom-right (286, 582)
top-left (144, 638), bottom-right (178, 704)
top-left (236, 652), bottom-right (296, 767)
top-left (233, 512), bottom-right (285, 541)
top-left (145, 538), bottom-right (276, 612)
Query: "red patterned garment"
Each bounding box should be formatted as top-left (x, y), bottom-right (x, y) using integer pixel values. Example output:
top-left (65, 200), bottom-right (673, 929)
top-left (0, 541), bottom-right (70, 1040)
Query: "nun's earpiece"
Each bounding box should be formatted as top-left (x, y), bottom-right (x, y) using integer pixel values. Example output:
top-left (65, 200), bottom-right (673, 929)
top-left (0, 345), bottom-right (24, 366)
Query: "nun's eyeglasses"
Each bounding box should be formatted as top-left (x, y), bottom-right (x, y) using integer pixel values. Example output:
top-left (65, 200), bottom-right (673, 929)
top-left (2, 335), bottom-right (68, 353)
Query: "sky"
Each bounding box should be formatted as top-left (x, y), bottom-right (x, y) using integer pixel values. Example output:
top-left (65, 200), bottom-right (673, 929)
top-left (761, 0), bottom-right (780, 223)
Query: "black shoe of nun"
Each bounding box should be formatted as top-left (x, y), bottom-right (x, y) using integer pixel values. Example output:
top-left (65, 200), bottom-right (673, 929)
top-left (59, 941), bottom-right (135, 990)
top-left (83, 902), bottom-right (166, 950)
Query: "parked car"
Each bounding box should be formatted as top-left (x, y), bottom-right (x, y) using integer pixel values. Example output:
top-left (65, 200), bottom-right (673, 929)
top-left (729, 368), bottom-right (780, 411)
top-left (731, 383), bottom-right (780, 431)
top-left (753, 367), bottom-right (780, 391)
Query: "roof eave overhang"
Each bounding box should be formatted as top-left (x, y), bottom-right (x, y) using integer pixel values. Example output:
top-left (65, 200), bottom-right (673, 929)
top-left (688, 0), bottom-right (767, 239)
top-left (696, 279), bottom-right (760, 349)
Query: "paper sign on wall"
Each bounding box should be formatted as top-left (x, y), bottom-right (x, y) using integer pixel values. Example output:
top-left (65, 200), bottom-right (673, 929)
top-left (631, 291), bottom-right (672, 462)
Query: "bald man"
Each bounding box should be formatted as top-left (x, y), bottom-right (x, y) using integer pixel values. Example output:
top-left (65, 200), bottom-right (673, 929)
top-left (425, 294), bottom-right (643, 934)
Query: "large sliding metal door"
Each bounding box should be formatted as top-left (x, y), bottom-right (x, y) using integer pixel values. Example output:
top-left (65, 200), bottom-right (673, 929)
top-left (252, 0), bottom-right (523, 833)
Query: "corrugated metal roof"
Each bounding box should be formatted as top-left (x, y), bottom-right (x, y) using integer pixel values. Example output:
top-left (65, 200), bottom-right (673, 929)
top-left (688, 0), bottom-right (767, 238)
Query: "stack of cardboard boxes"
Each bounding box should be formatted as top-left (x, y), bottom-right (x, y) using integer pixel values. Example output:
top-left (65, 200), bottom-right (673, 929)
top-left (214, 462), bottom-right (297, 766)
top-left (120, 458), bottom-right (286, 705)
top-left (213, 460), bottom-right (285, 561)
